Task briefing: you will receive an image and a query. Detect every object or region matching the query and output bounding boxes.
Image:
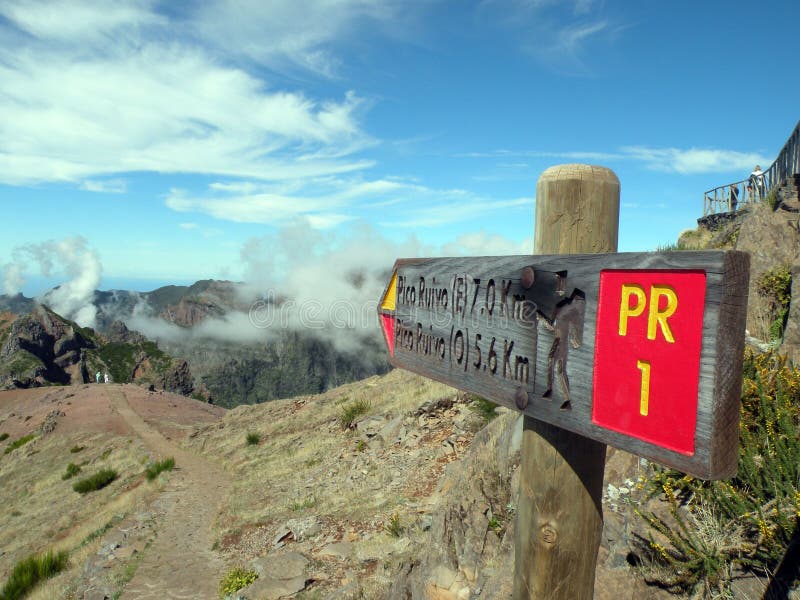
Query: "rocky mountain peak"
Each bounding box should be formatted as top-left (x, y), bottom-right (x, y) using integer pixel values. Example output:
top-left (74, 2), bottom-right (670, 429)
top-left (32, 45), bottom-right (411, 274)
top-left (105, 320), bottom-right (147, 345)
top-left (0, 305), bottom-right (95, 388)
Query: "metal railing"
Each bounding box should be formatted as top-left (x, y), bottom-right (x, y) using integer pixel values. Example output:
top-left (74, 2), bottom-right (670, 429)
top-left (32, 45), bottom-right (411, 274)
top-left (703, 120), bottom-right (800, 215)
top-left (703, 178), bottom-right (763, 215)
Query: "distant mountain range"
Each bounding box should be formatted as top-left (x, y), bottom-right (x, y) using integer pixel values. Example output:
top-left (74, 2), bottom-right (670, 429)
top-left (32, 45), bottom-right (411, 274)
top-left (0, 279), bottom-right (388, 407)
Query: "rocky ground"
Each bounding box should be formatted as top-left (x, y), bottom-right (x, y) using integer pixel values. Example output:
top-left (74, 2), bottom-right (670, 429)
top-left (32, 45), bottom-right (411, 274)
top-left (0, 371), bottom-right (786, 599)
top-left (0, 382), bottom-right (225, 599)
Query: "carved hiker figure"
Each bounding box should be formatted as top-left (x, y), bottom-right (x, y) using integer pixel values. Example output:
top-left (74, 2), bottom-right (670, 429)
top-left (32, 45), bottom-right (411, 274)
top-left (542, 293), bottom-right (586, 410)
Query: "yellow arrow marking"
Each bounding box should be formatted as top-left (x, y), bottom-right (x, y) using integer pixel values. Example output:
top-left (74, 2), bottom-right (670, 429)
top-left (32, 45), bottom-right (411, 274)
top-left (381, 270), bottom-right (398, 311)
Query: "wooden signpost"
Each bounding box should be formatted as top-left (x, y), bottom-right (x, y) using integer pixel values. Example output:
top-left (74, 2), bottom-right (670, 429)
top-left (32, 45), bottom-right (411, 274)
top-left (376, 164), bottom-right (750, 599)
top-left (377, 249), bottom-right (749, 478)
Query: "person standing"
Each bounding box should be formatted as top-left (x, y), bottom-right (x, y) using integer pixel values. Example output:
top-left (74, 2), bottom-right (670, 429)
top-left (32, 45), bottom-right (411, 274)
top-left (104, 372), bottom-right (110, 384)
top-left (95, 371), bottom-right (101, 383)
top-left (749, 165), bottom-right (765, 200)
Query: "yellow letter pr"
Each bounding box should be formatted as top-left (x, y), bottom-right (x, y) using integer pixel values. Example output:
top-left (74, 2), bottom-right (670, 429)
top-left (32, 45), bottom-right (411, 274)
top-left (647, 285), bottom-right (678, 343)
top-left (618, 284), bottom-right (646, 336)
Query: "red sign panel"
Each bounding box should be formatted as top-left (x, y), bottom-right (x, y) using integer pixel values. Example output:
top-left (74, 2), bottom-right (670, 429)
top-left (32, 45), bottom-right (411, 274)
top-left (592, 270), bottom-right (706, 455)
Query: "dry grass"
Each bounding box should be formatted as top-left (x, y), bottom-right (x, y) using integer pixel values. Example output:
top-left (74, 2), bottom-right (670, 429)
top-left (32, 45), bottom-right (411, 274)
top-left (677, 227), bottom-right (714, 249)
top-left (0, 428), bottom-right (156, 586)
top-left (748, 293), bottom-right (776, 343)
top-left (13, 459), bottom-right (162, 600)
top-left (0, 372), bottom-right (470, 597)
top-left (184, 370), bottom-right (460, 552)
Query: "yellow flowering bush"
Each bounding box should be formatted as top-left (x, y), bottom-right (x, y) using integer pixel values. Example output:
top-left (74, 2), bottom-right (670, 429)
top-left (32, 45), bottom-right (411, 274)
top-left (218, 566), bottom-right (258, 598)
top-left (634, 350), bottom-right (800, 597)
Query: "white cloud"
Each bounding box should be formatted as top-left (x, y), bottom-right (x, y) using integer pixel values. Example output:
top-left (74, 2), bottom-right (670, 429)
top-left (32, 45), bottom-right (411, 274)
top-left (457, 145), bottom-right (773, 176)
top-left (208, 181), bottom-right (262, 194)
top-left (2, 262), bottom-right (25, 296)
top-left (481, 0), bottom-right (623, 75)
top-left (441, 231), bottom-right (532, 256)
top-left (166, 190), bottom-right (340, 225)
top-left (0, 2), bottom-right (377, 186)
top-left (189, 0), bottom-right (405, 77)
top-left (455, 149), bottom-right (624, 162)
top-left (3, 236), bottom-right (102, 327)
top-left (165, 177), bottom-right (532, 229)
top-left (179, 222), bottom-right (198, 230)
top-left (306, 214), bottom-right (354, 229)
top-left (1, 0), bottom-right (163, 43)
top-left (622, 146), bottom-right (772, 175)
top-left (551, 19), bottom-right (609, 59)
top-left (80, 179), bottom-right (128, 193)
top-left (233, 221), bottom-right (531, 350)
top-left (389, 196), bottom-right (532, 228)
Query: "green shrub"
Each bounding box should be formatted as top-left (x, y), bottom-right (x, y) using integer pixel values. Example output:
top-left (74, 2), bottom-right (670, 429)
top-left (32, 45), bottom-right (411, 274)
top-left (141, 340), bottom-right (167, 361)
top-left (96, 342), bottom-right (136, 383)
top-left (3, 434), bottom-right (35, 455)
top-left (469, 396), bottom-right (498, 422)
top-left (218, 566), bottom-right (258, 598)
top-left (338, 398), bottom-right (371, 429)
top-left (757, 267), bottom-right (792, 308)
top-left (245, 432), bottom-right (261, 446)
top-left (69, 445), bottom-right (85, 453)
top-left (756, 266), bottom-right (792, 342)
top-left (0, 550), bottom-right (68, 600)
top-left (304, 455), bottom-right (322, 467)
top-left (80, 517), bottom-right (122, 548)
top-left (634, 350), bottom-right (800, 597)
top-left (488, 515), bottom-right (502, 533)
top-left (72, 469), bottom-right (118, 494)
top-left (0, 350), bottom-right (45, 378)
top-left (145, 457), bottom-right (175, 481)
top-left (766, 189), bottom-right (780, 210)
top-left (770, 307), bottom-right (790, 342)
top-left (289, 496), bottom-right (317, 511)
top-left (385, 512), bottom-right (403, 538)
top-left (62, 463), bottom-right (81, 480)
top-left (655, 241), bottom-right (692, 252)
top-left (0, 433), bottom-right (8, 442)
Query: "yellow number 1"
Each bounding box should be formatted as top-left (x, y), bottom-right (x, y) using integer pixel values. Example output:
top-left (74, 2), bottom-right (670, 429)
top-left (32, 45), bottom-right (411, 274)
top-left (637, 360), bottom-right (651, 416)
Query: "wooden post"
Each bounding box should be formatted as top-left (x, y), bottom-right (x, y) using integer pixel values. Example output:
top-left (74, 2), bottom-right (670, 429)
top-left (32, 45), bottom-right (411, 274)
top-left (513, 164), bottom-right (620, 600)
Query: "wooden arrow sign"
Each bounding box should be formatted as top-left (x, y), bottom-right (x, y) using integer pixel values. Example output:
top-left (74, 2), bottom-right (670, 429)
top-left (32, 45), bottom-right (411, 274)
top-left (378, 250), bottom-right (749, 479)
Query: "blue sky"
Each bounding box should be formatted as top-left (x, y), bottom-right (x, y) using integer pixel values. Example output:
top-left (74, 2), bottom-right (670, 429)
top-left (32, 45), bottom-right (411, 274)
top-left (1, 0), bottom-right (798, 297)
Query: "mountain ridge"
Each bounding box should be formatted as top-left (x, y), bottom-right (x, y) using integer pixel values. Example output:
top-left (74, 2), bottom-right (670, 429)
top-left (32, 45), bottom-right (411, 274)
top-left (0, 305), bottom-right (198, 397)
top-left (0, 280), bottom-right (388, 407)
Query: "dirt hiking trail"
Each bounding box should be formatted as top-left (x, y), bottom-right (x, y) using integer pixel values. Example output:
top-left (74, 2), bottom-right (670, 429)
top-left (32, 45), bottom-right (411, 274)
top-left (107, 386), bottom-right (229, 599)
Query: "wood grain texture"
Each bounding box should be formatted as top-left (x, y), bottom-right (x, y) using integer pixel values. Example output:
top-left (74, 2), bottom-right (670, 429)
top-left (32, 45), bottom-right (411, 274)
top-left (515, 165), bottom-right (616, 600)
top-left (513, 421), bottom-right (606, 600)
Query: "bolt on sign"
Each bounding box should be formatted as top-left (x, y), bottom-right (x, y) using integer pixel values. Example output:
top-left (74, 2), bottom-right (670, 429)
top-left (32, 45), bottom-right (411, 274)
top-left (377, 251), bottom-right (749, 479)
